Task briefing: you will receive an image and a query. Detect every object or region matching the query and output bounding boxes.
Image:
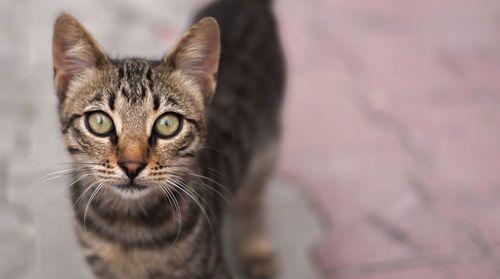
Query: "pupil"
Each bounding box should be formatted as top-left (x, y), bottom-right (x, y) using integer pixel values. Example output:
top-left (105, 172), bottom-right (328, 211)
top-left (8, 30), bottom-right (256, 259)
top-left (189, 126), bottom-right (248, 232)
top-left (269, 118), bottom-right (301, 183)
top-left (163, 119), bottom-right (170, 126)
top-left (97, 117), bottom-right (103, 125)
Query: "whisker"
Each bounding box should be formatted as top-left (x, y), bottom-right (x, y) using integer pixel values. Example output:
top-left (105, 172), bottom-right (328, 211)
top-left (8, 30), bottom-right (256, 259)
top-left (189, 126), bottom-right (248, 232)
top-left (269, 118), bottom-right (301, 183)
top-left (36, 169), bottom-right (75, 184)
top-left (160, 185), bottom-right (182, 243)
top-left (56, 162), bottom-right (101, 166)
top-left (73, 179), bottom-right (101, 208)
top-left (53, 173), bottom-right (92, 200)
top-left (201, 167), bottom-right (225, 181)
top-left (171, 176), bottom-right (215, 217)
top-left (167, 179), bottom-right (212, 233)
top-left (166, 187), bottom-right (183, 243)
top-left (34, 164), bottom-right (93, 187)
top-left (84, 180), bottom-right (107, 231)
top-left (184, 172), bottom-right (232, 201)
top-left (166, 171), bottom-right (231, 205)
top-left (160, 164), bottom-right (232, 204)
top-left (164, 163), bottom-right (231, 195)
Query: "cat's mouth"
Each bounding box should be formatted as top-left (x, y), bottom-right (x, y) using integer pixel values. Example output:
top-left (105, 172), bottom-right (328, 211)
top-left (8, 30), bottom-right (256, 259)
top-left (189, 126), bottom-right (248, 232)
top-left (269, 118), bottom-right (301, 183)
top-left (111, 182), bottom-right (152, 199)
top-left (116, 182), bottom-right (148, 191)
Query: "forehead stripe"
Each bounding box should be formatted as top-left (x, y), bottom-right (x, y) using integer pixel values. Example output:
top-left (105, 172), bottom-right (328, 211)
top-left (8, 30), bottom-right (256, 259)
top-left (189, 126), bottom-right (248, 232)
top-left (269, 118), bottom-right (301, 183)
top-left (153, 95), bottom-right (160, 111)
top-left (90, 93), bottom-right (104, 104)
top-left (62, 113), bottom-right (82, 134)
top-left (108, 92), bottom-right (116, 110)
top-left (117, 66), bottom-right (124, 80)
top-left (145, 67), bottom-right (153, 89)
top-left (167, 96), bottom-right (178, 106)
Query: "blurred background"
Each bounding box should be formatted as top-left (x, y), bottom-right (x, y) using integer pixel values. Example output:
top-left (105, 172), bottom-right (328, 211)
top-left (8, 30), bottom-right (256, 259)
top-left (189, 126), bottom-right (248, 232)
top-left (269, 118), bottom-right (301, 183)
top-left (1, 0), bottom-right (500, 278)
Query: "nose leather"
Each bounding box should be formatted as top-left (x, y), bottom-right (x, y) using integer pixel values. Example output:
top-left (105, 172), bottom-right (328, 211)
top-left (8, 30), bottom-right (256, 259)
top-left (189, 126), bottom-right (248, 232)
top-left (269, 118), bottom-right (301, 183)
top-left (118, 161), bottom-right (146, 180)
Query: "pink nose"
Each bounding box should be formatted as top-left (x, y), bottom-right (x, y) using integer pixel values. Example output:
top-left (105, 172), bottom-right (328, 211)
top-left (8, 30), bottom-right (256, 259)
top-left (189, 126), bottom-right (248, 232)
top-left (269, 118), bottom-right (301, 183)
top-left (118, 161), bottom-right (146, 179)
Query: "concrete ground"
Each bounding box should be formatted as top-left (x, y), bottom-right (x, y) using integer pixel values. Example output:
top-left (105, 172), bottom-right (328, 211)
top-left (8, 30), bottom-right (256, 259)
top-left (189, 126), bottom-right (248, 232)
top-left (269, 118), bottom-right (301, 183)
top-left (0, 0), bottom-right (321, 278)
top-left (1, 0), bottom-right (500, 278)
top-left (277, 0), bottom-right (500, 278)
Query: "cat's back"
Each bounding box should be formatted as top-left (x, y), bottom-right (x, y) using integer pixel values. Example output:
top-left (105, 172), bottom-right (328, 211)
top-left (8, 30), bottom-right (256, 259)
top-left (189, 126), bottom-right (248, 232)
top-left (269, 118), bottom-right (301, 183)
top-left (196, 0), bottom-right (285, 138)
top-left (195, 0), bottom-right (285, 188)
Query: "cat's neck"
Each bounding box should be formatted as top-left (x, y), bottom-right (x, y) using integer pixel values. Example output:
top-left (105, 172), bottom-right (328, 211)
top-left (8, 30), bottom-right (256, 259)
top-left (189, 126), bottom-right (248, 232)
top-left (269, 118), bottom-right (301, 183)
top-left (70, 177), bottom-right (209, 247)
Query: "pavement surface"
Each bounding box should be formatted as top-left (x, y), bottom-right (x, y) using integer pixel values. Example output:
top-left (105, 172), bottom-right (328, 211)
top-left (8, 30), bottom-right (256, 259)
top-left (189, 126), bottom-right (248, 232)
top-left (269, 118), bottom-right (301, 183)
top-left (0, 0), bottom-right (321, 278)
top-left (277, 0), bottom-right (500, 278)
top-left (1, 0), bottom-right (500, 278)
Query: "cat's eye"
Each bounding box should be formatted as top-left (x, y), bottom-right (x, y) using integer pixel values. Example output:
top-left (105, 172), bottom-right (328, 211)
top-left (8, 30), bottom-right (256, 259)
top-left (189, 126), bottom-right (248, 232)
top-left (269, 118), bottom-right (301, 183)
top-left (154, 113), bottom-right (182, 138)
top-left (86, 111), bottom-right (114, 136)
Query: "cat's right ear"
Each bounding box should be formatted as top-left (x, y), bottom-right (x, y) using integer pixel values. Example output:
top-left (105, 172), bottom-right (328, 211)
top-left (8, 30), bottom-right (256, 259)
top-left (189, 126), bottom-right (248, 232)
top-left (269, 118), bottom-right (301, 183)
top-left (163, 17), bottom-right (220, 104)
top-left (52, 14), bottom-right (109, 102)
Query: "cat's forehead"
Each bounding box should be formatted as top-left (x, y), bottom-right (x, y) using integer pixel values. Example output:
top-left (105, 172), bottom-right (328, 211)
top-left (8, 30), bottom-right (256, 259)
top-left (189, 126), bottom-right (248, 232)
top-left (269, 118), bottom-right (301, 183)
top-left (74, 58), bottom-right (201, 125)
top-left (62, 57), bottom-right (204, 127)
top-left (112, 58), bottom-right (157, 103)
top-left (109, 58), bottom-right (201, 114)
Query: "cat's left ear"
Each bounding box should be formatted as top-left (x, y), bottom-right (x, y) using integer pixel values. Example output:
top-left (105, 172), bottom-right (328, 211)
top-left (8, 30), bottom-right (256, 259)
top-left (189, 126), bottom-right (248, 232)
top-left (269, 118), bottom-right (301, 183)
top-left (164, 17), bottom-right (221, 104)
top-left (53, 14), bottom-right (109, 102)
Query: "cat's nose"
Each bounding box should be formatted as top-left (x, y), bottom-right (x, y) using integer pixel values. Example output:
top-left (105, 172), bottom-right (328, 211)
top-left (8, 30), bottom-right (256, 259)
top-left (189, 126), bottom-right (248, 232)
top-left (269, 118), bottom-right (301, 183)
top-left (118, 161), bottom-right (147, 180)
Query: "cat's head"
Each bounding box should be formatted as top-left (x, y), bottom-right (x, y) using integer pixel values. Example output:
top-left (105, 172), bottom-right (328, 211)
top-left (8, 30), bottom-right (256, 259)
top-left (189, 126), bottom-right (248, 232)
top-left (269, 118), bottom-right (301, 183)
top-left (52, 14), bottom-right (220, 199)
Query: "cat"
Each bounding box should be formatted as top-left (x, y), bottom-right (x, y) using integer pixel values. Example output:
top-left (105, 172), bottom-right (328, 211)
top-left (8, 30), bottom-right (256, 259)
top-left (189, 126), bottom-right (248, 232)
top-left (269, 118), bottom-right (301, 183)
top-left (52, 0), bottom-right (285, 278)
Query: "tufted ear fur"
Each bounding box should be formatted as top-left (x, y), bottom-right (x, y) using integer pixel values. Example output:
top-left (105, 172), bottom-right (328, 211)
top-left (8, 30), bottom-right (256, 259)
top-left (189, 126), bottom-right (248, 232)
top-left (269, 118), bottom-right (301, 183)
top-left (164, 17), bottom-right (221, 104)
top-left (52, 14), bottom-right (109, 102)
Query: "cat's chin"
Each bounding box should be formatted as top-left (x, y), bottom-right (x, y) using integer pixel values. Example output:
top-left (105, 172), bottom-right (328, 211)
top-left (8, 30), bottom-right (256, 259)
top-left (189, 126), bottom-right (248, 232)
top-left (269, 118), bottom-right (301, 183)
top-left (110, 184), bottom-right (153, 200)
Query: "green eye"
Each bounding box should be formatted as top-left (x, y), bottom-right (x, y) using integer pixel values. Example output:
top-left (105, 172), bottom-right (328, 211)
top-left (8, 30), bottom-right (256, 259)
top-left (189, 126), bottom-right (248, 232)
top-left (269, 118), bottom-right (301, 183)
top-left (86, 111), bottom-right (114, 136)
top-left (154, 113), bottom-right (182, 138)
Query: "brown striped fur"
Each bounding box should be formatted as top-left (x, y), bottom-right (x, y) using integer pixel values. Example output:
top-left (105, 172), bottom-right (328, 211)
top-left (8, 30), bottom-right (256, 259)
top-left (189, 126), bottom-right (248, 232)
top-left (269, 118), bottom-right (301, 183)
top-left (52, 0), bottom-right (285, 278)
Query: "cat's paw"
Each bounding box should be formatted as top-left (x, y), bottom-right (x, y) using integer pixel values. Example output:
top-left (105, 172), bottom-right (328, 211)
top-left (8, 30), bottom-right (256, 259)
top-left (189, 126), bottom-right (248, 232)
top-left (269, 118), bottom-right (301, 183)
top-left (239, 236), bottom-right (277, 279)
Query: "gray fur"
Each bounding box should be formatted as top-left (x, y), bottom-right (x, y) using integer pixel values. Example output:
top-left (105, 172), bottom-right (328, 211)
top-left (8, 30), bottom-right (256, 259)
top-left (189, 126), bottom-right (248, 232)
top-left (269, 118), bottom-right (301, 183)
top-left (53, 0), bottom-right (285, 278)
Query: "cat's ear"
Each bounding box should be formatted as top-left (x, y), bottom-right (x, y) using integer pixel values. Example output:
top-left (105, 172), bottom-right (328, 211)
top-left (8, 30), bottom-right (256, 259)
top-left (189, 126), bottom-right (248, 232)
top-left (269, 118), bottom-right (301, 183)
top-left (164, 17), bottom-right (221, 104)
top-left (52, 14), bottom-right (109, 101)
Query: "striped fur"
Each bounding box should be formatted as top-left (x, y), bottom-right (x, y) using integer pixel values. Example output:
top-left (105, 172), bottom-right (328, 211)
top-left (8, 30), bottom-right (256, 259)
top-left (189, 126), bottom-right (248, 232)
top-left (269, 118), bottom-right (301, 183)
top-left (53, 0), bottom-right (285, 278)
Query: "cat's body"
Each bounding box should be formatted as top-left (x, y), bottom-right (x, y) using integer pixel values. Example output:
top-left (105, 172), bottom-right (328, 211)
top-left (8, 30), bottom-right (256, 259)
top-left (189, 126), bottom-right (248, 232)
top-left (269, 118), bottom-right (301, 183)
top-left (53, 0), bottom-right (284, 278)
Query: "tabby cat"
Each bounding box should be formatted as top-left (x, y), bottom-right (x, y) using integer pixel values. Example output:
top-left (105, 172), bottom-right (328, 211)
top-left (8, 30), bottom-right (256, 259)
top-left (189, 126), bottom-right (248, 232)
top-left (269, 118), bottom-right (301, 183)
top-left (52, 0), bottom-right (285, 278)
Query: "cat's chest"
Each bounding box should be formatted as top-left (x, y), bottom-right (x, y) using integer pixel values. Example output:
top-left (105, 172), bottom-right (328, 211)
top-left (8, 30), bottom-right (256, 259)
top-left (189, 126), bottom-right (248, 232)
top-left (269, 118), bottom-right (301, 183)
top-left (77, 225), bottom-right (207, 279)
top-left (86, 237), bottom-right (183, 279)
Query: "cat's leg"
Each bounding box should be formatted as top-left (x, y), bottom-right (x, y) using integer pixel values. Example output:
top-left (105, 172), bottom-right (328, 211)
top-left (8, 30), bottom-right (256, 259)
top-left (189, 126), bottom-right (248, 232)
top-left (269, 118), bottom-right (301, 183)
top-left (84, 253), bottom-right (117, 279)
top-left (75, 229), bottom-right (117, 279)
top-left (235, 142), bottom-right (278, 278)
